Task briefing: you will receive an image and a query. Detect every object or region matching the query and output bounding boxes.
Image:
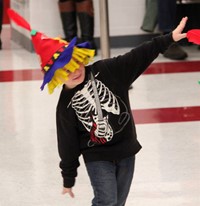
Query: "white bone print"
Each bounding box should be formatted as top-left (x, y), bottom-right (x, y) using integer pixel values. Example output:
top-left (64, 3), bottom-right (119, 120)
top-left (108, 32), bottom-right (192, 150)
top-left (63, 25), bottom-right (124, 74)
top-left (71, 78), bottom-right (120, 144)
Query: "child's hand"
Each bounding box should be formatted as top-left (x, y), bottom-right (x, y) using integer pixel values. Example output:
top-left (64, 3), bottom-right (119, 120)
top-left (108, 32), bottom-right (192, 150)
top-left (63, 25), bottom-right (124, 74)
top-left (172, 17), bottom-right (188, 42)
top-left (62, 187), bottom-right (75, 198)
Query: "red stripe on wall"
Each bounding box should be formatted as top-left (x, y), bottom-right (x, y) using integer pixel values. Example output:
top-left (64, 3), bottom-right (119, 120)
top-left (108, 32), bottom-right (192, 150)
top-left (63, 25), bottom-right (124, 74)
top-left (132, 106), bottom-right (200, 124)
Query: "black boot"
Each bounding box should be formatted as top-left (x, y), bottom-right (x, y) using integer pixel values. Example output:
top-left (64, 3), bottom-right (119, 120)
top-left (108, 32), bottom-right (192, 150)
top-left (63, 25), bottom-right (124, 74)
top-left (76, 0), bottom-right (97, 54)
top-left (58, 0), bottom-right (77, 42)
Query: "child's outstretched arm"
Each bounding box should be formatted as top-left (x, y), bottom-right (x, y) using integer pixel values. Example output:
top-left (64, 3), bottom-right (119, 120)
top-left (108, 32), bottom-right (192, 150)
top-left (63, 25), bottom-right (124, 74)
top-left (172, 17), bottom-right (188, 42)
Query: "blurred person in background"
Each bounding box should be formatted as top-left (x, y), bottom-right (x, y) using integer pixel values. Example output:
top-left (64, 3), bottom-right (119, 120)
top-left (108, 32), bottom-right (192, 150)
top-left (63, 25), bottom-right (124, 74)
top-left (158, 0), bottom-right (188, 60)
top-left (141, 0), bottom-right (188, 60)
top-left (58, 0), bottom-right (97, 54)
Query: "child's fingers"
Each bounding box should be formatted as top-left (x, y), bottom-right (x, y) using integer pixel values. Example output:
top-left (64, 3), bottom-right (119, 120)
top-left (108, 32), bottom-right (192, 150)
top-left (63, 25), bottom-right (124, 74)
top-left (176, 17), bottom-right (188, 33)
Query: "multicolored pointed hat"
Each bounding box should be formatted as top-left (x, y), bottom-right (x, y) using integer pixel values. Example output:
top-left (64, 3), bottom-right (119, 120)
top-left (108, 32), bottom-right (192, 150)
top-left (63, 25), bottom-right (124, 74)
top-left (7, 9), bottom-right (95, 94)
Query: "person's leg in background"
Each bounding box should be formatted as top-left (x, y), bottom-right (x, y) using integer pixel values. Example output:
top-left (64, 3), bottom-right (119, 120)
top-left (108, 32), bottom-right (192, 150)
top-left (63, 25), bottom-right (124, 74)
top-left (158, 0), bottom-right (176, 33)
top-left (76, 0), bottom-right (97, 53)
top-left (176, 1), bottom-right (200, 49)
top-left (0, 0), bottom-right (3, 49)
top-left (141, 0), bottom-right (158, 33)
top-left (58, 0), bottom-right (77, 42)
top-left (158, 0), bottom-right (188, 60)
top-left (85, 156), bottom-right (135, 206)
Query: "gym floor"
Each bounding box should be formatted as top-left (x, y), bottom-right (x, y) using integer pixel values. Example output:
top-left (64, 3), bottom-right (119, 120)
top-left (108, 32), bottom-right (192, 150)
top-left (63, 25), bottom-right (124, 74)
top-left (0, 26), bottom-right (200, 206)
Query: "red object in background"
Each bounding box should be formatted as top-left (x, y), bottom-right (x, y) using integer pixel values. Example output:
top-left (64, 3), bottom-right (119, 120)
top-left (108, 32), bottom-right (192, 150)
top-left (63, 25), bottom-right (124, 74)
top-left (3, 0), bottom-right (10, 24)
top-left (187, 29), bottom-right (200, 45)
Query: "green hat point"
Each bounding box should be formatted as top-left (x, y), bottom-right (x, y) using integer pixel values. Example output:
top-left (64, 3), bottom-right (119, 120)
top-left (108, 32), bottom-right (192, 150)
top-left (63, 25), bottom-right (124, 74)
top-left (30, 30), bottom-right (37, 36)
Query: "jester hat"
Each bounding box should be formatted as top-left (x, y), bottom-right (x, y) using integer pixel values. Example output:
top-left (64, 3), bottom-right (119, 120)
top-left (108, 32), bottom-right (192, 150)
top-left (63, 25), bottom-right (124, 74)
top-left (7, 9), bottom-right (95, 94)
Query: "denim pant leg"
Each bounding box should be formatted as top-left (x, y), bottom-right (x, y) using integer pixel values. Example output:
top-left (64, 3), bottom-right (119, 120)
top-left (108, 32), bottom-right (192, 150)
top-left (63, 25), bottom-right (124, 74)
top-left (158, 0), bottom-right (177, 32)
top-left (116, 156), bottom-right (135, 206)
top-left (85, 156), bottom-right (135, 206)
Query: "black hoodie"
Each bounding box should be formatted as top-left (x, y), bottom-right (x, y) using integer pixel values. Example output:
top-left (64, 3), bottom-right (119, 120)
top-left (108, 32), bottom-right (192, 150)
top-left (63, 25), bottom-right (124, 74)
top-left (56, 33), bottom-right (174, 188)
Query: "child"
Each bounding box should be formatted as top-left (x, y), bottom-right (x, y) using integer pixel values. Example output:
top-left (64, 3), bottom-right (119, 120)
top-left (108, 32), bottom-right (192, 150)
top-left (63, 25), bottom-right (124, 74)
top-left (8, 9), bottom-right (188, 206)
top-left (56, 17), bottom-right (188, 205)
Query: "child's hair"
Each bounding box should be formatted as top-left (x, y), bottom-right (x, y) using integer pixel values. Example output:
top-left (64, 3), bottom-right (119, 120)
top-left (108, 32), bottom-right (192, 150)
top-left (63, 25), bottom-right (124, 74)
top-left (48, 46), bottom-right (94, 94)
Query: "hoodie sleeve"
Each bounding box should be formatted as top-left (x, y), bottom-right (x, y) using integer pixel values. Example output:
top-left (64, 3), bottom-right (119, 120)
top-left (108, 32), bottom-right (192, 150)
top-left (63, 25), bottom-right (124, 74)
top-left (101, 33), bottom-right (174, 88)
top-left (56, 103), bottom-right (80, 188)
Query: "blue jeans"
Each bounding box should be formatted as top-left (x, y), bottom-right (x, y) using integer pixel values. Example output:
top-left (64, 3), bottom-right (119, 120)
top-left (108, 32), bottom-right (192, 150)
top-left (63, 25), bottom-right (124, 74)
top-left (85, 156), bottom-right (135, 206)
top-left (158, 0), bottom-right (176, 32)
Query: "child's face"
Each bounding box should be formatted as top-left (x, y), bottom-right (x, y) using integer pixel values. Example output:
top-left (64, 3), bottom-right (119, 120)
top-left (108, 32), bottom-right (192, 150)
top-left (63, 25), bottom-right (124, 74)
top-left (64, 63), bottom-right (86, 89)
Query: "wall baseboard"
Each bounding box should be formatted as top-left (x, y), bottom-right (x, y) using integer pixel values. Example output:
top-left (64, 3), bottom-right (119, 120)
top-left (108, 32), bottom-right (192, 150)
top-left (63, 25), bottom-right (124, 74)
top-left (11, 28), bottom-right (159, 52)
top-left (95, 33), bottom-right (160, 48)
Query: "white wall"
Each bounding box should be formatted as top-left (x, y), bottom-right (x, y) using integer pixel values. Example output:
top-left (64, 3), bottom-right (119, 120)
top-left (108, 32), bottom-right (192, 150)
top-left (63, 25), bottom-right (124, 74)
top-left (105, 0), bottom-right (146, 36)
top-left (10, 0), bottom-right (147, 39)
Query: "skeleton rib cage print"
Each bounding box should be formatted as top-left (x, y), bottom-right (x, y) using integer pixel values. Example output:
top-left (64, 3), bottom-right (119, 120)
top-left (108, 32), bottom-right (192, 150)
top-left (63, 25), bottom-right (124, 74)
top-left (70, 76), bottom-right (130, 146)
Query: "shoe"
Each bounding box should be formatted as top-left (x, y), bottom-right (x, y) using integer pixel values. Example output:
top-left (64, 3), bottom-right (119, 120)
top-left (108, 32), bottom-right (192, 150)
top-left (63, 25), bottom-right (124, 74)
top-left (163, 43), bottom-right (188, 60)
top-left (140, 26), bottom-right (153, 33)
